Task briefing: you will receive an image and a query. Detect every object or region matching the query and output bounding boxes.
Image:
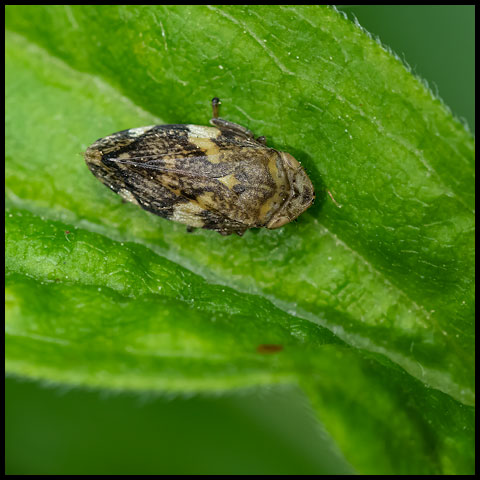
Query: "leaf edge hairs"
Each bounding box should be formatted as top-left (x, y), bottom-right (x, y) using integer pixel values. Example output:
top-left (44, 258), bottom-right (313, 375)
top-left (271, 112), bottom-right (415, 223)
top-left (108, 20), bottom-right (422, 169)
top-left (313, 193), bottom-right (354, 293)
top-left (84, 98), bottom-right (315, 236)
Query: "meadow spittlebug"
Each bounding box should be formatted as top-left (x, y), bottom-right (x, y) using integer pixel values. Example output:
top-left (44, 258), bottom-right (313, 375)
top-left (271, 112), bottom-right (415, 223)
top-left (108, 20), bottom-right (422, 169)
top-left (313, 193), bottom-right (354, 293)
top-left (85, 98), bottom-right (314, 236)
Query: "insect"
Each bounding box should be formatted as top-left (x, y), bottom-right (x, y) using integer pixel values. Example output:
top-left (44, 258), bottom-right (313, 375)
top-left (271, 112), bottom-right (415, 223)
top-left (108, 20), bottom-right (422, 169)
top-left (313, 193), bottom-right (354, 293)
top-left (85, 98), bottom-right (315, 236)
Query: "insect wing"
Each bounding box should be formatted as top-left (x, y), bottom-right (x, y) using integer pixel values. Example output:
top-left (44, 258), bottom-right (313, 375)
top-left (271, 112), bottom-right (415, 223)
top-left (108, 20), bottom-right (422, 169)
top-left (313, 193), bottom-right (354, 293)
top-left (86, 123), bottom-right (289, 232)
top-left (102, 129), bottom-right (276, 224)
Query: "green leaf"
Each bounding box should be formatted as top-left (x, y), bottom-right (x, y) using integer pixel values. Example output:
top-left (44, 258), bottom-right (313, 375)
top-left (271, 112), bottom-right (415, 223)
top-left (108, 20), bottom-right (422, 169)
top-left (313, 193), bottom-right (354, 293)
top-left (5, 5), bottom-right (474, 474)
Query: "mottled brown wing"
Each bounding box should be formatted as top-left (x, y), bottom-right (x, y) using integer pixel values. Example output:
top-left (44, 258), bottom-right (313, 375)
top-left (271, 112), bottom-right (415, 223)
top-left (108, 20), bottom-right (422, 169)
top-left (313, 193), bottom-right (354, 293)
top-left (97, 125), bottom-right (284, 228)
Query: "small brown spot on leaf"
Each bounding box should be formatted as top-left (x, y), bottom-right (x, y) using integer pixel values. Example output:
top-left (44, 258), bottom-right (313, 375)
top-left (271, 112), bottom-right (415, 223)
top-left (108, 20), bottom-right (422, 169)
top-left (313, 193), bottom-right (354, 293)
top-left (257, 344), bottom-right (283, 354)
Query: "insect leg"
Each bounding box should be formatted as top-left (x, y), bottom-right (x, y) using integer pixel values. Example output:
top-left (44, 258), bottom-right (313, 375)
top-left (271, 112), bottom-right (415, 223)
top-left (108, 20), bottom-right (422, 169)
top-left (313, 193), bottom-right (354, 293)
top-left (210, 97), bottom-right (256, 139)
top-left (210, 118), bottom-right (256, 139)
